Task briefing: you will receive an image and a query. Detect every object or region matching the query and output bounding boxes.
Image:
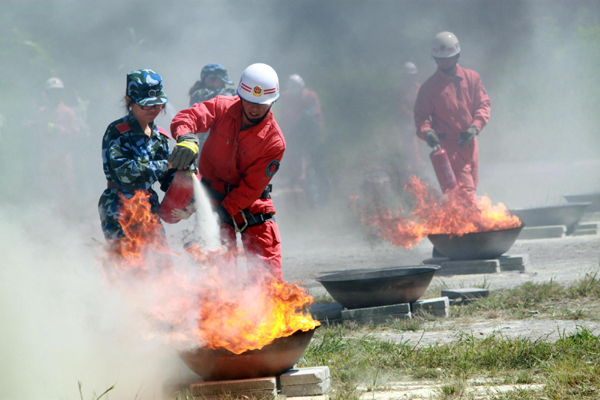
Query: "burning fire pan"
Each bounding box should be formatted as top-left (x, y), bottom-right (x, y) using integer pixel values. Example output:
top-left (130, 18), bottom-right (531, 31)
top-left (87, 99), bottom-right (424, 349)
top-left (510, 203), bottom-right (591, 234)
top-left (316, 266), bottom-right (440, 309)
top-left (563, 193), bottom-right (600, 212)
top-left (427, 225), bottom-right (524, 261)
top-left (179, 327), bottom-right (318, 381)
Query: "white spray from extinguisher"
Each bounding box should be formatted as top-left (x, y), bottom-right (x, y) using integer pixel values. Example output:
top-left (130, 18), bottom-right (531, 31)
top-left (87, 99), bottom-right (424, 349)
top-left (190, 174), bottom-right (221, 251)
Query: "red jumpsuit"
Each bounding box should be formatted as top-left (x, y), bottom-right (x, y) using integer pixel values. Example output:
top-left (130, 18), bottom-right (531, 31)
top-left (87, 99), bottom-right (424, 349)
top-left (414, 64), bottom-right (491, 202)
top-left (171, 96), bottom-right (286, 280)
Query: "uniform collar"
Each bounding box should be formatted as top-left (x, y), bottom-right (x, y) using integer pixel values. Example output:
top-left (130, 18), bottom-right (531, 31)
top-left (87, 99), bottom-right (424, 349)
top-left (435, 63), bottom-right (464, 81)
top-left (125, 112), bottom-right (160, 138)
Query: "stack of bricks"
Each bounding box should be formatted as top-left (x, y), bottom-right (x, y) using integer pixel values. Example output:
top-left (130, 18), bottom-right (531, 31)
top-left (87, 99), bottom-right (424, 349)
top-left (422, 254), bottom-right (528, 274)
top-left (441, 288), bottom-right (490, 305)
top-left (280, 366), bottom-right (331, 397)
top-left (518, 225), bottom-right (566, 239)
top-left (571, 222), bottom-right (598, 236)
top-left (189, 377), bottom-right (277, 399)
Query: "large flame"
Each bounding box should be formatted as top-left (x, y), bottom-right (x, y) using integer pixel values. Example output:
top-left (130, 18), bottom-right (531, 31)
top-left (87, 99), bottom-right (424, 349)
top-left (101, 190), bottom-right (319, 354)
top-left (354, 175), bottom-right (521, 248)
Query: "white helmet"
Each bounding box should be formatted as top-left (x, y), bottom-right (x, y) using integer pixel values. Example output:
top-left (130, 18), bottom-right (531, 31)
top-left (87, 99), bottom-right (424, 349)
top-left (403, 62), bottom-right (418, 75)
top-left (45, 77), bottom-right (64, 90)
top-left (431, 31), bottom-right (460, 58)
top-left (237, 63), bottom-right (279, 105)
top-left (288, 74), bottom-right (305, 94)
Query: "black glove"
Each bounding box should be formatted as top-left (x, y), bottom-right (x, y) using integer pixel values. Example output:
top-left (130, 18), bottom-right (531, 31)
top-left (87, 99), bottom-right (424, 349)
top-left (168, 133), bottom-right (200, 170)
top-left (424, 129), bottom-right (440, 148)
top-left (214, 204), bottom-right (232, 224)
top-left (458, 126), bottom-right (479, 148)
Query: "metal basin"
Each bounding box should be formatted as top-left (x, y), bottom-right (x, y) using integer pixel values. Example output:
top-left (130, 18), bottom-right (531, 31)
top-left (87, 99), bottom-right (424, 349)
top-left (563, 193), bottom-right (600, 212)
top-left (510, 203), bottom-right (591, 233)
top-left (427, 225), bottom-right (524, 260)
top-left (179, 327), bottom-right (318, 381)
top-left (316, 266), bottom-right (440, 309)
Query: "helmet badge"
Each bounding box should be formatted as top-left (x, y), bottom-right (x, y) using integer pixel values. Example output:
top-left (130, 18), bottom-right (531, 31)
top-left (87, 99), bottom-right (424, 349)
top-left (148, 89), bottom-right (157, 97)
top-left (252, 85), bottom-right (263, 97)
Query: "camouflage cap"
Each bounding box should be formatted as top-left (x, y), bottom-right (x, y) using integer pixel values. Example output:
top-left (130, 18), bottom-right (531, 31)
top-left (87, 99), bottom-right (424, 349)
top-left (200, 63), bottom-right (234, 85)
top-left (126, 69), bottom-right (168, 106)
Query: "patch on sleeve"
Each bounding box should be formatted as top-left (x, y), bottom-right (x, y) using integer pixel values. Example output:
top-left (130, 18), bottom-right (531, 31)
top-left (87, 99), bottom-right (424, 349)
top-left (115, 122), bottom-right (131, 134)
top-left (266, 160), bottom-right (280, 178)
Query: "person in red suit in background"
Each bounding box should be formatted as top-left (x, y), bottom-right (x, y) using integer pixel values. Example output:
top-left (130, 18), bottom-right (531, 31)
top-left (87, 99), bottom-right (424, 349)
top-left (414, 31), bottom-right (491, 205)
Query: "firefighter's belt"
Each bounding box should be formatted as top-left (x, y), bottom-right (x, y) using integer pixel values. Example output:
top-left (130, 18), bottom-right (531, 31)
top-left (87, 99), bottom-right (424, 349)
top-left (230, 209), bottom-right (275, 233)
top-left (200, 178), bottom-right (272, 201)
top-left (107, 181), bottom-right (120, 190)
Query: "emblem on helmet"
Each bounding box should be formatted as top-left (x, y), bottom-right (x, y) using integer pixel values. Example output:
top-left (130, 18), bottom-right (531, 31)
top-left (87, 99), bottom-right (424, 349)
top-left (148, 89), bottom-right (157, 97)
top-left (253, 86), bottom-right (263, 97)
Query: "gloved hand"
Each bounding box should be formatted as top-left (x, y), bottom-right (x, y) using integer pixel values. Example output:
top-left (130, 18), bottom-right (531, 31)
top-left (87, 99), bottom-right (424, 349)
top-left (214, 204), bottom-right (232, 224)
top-left (424, 129), bottom-right (440, 148)
top-left (458, 126), bottom-right (479, 148)
top-left (168, 133), bottom-right (200, 170)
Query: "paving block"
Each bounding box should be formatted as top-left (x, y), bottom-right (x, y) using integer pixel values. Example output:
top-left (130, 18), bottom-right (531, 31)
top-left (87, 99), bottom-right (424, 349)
top-left (421, 256), bottom-right (450, 265)
top-left (341, 303), bottom-right (410, 320)
top-left (572, 228), bottom-right (598, 236)
top-left (575, 222), bottom-right (598, 230)
top-left (286, 396), bottom-right (329, 400)
top-left (190, 377), bottom-right (276, 398)
top-left (518, 225), bottom-right (566, 240)
top-left (311, 303), bottom-right (343, 321)
top-left (500, 263), bottom-right (526, 272)
top-left (498, 254), bottom-right (529, 265)
top-left (281, 379), bottom-right (331, 396)
top-left (280, 366), bottom-right (330, 386)
top-left (438, 259), bottom-right (499, 275)
top-left (411, 297), bottom-right (449, 317)
top-left (442, 288), bottom-right (490, 300)
top-left (197, 390), bottom-right (276, 400)
top-left (350, 313), bottom-right (412, 325)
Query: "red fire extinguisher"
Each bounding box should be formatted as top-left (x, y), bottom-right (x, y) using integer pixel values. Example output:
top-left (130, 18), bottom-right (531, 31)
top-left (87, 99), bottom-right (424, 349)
top-left (430, 146), bottom-right (457, 193)
top-left (158, 169), bottom-right (199, 224)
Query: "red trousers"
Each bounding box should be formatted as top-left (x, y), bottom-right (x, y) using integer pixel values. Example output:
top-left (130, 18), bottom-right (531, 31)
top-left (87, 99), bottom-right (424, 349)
top-left (440, 134), bottom-right (478, 205)
top-left (220, 220), bottom-right (282, 281)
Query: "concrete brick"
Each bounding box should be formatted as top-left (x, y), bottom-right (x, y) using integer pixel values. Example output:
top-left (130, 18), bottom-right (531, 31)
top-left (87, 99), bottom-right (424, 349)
top-left (441, 288), bottom-right (490, 300)
top-left (197, 390), bottom-right (276, 400)
top-left (572, 228), bottom-right (597, 236)
top-left (350, 313), bottom-right (412, 325)
top-left (438, 259), bottom-right (499, 275)
top-left (311, 303), bottom-right (343, 321)
top-left (421, 256), bottom-right (450, 265)
top-left (575, 222), bottom-right (598, 230)
top-left (500, 263), bottom-right (526, 272)
top-left (411, 298), bottom-right (449, 317)
top-left (286, 396), bottom-right (329, 400)
top-left (280, 366), bottom-right (330, 386)
top-left (518, 225), bottom-right (566, 240)
top-left (281, 379), bottom-right (331, 396)
top-left (190, 377), bottom-right (276, 397)
top-left (411, 297), bottom-right (449, 310)
top-left (341, 303), bottom-right (410, 319)
top-left (498, 254), bottom-right (529, 265)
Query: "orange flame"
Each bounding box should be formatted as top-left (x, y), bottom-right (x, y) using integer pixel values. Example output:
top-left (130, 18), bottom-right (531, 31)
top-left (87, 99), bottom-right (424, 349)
top-left (101, 190), bottom-right (319, 354)
top-left (354, 176), bottom-right (521, 248)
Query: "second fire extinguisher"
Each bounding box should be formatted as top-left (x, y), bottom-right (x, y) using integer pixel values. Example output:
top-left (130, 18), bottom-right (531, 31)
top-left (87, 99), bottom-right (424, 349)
top-left (430, 146), bottom-right (457, 193)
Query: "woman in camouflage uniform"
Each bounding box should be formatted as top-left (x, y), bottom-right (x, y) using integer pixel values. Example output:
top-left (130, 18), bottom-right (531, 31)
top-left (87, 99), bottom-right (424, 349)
top-left (188, 63), bottom-right (236, 107)
top-left (98, 69), bottom-right (199, 243)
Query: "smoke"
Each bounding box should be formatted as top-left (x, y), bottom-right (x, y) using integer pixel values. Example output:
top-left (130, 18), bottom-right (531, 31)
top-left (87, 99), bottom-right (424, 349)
top-left (2, 0), bottom-right (600, 398)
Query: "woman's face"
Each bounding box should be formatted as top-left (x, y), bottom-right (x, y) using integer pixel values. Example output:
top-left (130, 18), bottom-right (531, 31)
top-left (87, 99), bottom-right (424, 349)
top-left (129, 98), bottom-right (163, 125)
top-left (205, 77), bottom-right (226, 90)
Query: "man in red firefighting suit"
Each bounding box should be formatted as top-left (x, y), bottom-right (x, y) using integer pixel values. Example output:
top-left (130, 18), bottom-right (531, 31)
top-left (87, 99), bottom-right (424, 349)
top-left (414, 32), bottom-right (491, 205)
top-left (170, 63), bottom-right (285, 280)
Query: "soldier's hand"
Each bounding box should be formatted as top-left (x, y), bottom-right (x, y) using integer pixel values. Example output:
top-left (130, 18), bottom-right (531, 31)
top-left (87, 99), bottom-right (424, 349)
top-left (458, 126), bottom-right (479, 148)
top-left (168, 133), bottom-right (200, 170)
top-left (424, 130), bottom-right (440, 148)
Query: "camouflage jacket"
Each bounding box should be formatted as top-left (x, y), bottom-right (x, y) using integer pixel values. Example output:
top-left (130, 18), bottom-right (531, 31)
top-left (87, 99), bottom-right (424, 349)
top-left (189, 87), bottom-right (236, 107)
top-left (98, 112), bottom-right (173, 240)
top-left (101, 112), bottom-right (172, 193)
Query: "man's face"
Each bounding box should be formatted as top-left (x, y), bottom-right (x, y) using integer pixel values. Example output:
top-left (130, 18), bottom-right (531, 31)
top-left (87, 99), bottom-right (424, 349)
top-left (434, 54), bottom-right (459, 71)
top-left (241, 99), bottom-right (271, 121)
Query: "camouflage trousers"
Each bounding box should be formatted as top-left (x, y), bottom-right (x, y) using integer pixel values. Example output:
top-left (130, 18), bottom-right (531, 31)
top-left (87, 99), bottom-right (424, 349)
top-left (98, 188), bottom-right (161, 241)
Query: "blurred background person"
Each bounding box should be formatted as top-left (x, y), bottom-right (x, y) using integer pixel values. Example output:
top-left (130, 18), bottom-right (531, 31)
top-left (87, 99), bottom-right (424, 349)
top-left (277, 73), bottom-right (328, 208)
top-left (414, 31), bottom-right (491, 206)
top-left (187, 63), bottom-right (236, 150)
